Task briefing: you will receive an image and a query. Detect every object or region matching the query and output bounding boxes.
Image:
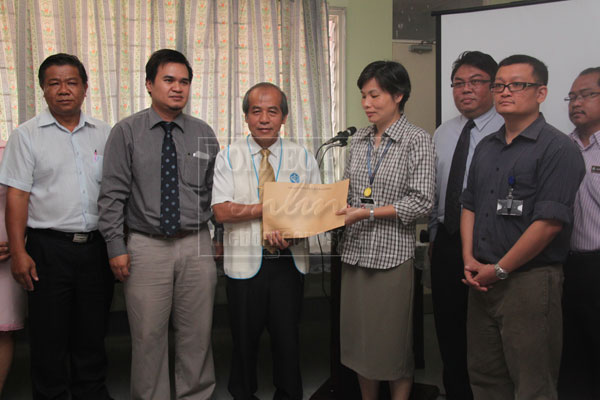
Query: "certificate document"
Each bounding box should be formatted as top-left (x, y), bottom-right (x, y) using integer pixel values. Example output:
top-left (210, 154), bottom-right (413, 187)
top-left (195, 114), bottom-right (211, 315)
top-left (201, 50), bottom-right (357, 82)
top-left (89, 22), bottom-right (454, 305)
top-left (262, 179), bottom-right (349, 238)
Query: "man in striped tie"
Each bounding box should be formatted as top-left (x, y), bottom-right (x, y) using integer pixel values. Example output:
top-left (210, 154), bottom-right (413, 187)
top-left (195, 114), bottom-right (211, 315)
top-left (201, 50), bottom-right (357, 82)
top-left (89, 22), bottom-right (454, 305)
top-left (558, 67), bottom-right (600, 400)
top-left (211, 82), bottom-right (321, 400)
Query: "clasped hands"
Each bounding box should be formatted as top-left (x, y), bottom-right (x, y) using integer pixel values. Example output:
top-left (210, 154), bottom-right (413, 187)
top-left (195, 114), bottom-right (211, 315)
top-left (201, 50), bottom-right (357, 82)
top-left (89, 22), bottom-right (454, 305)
top-left (462, 257), bottom-right (498, 292)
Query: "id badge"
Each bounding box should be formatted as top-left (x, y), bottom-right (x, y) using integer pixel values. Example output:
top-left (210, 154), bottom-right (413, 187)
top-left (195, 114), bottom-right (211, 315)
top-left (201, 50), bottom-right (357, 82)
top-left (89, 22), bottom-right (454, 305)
top-left (360, 197), bottom-right (375, 209)
top-left (496, 198), bottom-right (523, 216)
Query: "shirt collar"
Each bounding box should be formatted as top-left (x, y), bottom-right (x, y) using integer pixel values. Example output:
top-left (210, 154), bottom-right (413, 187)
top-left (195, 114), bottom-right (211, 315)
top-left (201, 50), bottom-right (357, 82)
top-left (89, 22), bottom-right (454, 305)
top-left (570, 129), bottom-right (600, 150)
top-left (493, 113), bottom-right (546, 144)
top-left (38, 108), bottom-right (93, 133)
top-left (463, 106), bottom-right (499, 131)
top-left (356, 114), bottom-right (408, 142)
top-left (148, 106), bottom-right (186, 133)
top-left (247, 134), bottom-right (282, 159)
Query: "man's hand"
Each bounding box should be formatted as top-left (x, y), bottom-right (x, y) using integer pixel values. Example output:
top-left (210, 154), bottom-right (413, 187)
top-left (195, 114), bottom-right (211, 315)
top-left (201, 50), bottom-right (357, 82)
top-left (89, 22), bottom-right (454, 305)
top-left (462, 257), bottom-right (497, 292)
top-left (213, 241), bottom-right (224, 262)
top-left (109, 254), bottom-right (131, 282)
top-left (0, 241), bottom-right (10, 262)
top-left (336, 206), bottom-right (368, 226)
top-left (11, 251), bottom-right (38, 291)
top-left (265, 231), bottom-right (291, 250)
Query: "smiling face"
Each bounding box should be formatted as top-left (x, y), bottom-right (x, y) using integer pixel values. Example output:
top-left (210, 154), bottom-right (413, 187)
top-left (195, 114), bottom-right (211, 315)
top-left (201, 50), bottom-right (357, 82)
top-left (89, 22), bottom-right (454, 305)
top-left (452, 64), bottom-right (494, 119)
top-left (42, 64), bottom-right (87, 122)
top-left (360, 78), bottom-right (403, 133)
top-left (245, 86), bottom-right (287, 149)
top-left (146, 62), bottom-right (190, 120)
top-left (568, 72), bottom-right (600, 136)
top-left (493, 63), bottom-right (547, 120)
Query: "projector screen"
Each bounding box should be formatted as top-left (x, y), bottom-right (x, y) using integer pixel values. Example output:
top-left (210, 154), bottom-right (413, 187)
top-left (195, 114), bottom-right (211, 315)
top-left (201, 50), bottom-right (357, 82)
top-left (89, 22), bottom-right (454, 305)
top-left (435, 0), bottom-right (600, 133)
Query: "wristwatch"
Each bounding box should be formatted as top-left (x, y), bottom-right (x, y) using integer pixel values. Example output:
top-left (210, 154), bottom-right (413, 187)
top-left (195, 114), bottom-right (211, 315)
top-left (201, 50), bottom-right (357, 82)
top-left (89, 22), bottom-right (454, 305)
top-left (369, 208), bottom-right (375, 222)
top-left (494, 263), bottom-right (508, 280)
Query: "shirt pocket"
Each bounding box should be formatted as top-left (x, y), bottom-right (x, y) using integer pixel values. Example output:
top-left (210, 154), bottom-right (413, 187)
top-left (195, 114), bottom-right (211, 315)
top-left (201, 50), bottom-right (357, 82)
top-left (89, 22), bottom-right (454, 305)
top-left (94, 155), bottom-right (104, 182)
top-left (182, 152), bottom-right (209, 189)
top-left (511, 172), bottom-right (536, 216)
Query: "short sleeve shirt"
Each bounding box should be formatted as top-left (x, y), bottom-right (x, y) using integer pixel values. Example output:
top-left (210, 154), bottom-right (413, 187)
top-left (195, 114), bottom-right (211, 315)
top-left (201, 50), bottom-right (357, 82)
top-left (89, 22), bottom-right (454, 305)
top-left (461, 114), bottom-right (585, 268)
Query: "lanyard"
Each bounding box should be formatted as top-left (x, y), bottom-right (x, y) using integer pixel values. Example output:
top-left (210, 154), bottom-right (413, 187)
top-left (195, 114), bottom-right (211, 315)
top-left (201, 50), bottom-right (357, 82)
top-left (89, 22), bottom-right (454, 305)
top-left (367, 136), bottom-right (393, 186)
top-left (247, 135), bottom-right (283, 200)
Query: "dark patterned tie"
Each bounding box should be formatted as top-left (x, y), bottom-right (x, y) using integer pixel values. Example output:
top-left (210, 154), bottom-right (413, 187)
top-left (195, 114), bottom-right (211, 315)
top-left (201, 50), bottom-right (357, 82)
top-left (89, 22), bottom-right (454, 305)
top-left (159, 121), bottom-right (180, 236)
top-left (444, 119), bottom-right (475, 235)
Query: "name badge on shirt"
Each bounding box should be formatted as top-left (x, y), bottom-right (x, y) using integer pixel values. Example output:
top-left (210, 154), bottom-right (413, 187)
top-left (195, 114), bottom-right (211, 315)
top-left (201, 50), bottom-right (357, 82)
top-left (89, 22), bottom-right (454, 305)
top-left (360, 197), bottom-right (374, 209)
top-left (497, 198), bottom-right (523, 216)
top-left (592, 165), bottom-right (600, 174)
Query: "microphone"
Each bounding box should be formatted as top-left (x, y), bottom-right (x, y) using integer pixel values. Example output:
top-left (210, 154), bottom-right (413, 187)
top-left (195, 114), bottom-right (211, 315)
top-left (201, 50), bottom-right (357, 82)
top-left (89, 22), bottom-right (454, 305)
top-left (324, 127), bottom-right (357, 145)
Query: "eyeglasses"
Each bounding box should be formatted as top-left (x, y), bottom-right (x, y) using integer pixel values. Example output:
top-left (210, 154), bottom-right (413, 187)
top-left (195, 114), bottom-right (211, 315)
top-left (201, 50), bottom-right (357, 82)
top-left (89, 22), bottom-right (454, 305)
top-left (490, 82), bottom-right (543, 93)
top-left (451, 79), bottom-right (491, 89)
top-left (564, 92), bottom-right (600, 102)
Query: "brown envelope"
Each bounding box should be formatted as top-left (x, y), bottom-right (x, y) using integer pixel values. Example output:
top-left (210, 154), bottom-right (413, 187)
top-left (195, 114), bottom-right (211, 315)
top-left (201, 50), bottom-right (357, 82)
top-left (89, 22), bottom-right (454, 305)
top-left (262, 179), bottom-right (349, 238)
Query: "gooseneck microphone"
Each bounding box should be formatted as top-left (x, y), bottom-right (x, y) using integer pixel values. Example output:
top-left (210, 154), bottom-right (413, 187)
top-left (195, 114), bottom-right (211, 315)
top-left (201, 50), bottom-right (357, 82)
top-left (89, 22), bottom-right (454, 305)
top-left (324, 126), bottom-right (357, 145)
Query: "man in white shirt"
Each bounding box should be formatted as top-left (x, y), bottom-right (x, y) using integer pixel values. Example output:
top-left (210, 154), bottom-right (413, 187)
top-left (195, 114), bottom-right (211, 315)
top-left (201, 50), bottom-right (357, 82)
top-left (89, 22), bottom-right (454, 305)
top-left (212, 82), bottom-right (320, 400)
top-left (0, 53), bottom-right (114, 400)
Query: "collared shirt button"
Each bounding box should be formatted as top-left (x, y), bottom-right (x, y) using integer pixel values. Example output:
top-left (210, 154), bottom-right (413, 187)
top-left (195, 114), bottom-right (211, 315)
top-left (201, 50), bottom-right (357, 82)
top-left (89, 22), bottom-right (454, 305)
top-left (490, 190), bottom-right (494, 194)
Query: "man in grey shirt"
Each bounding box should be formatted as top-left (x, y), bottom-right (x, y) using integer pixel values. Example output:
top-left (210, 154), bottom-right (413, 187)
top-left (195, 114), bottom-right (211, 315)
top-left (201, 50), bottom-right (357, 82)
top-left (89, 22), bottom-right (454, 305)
top-left (460, 54), bottom-right (585, 399)
top-left (429, 51), bottom-right (503, 400)
top-left (98, 49), bottom-right (220, 400)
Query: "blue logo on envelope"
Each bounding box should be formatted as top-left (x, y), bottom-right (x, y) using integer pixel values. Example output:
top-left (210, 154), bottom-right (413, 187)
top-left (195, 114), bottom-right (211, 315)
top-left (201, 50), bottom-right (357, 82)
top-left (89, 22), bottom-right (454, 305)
top-left (290, 172), bottom-right (300, 183)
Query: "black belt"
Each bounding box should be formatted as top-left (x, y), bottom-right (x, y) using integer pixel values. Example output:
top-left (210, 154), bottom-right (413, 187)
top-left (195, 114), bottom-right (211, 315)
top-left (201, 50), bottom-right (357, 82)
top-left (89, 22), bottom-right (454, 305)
top-left (569, 250), bottom-right (600, 257)
top-left (262, 248), bottom-right (292, 260)
top-left (27, 228), bottom-right (101, 244)
top-left (130, 228), bottom-right (200, 240)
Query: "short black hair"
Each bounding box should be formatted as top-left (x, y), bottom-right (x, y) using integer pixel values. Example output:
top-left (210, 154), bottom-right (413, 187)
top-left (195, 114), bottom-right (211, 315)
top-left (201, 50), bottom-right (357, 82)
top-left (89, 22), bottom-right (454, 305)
top-left (145, 49), bottom-right (193, 83)
top-left (451, 51), bottom-right (498, 82)
top-left (357, 61), bottom-right (411, 112)
top-left (38, 53), bottom-right (88, 88)
top-left (242, 82), bottom-right (289, 117)
top-left (498, 54), bottom-right (548, 85)
top-left (578, 67), bottom-right (600, 86)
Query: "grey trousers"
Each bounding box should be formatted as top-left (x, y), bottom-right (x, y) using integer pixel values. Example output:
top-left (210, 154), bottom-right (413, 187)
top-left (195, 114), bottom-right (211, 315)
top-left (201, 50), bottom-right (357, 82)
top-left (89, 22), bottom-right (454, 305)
top-left (467, 264), bottom-right (563, 400)
top-left (124, 229), bottom-right (217, 400)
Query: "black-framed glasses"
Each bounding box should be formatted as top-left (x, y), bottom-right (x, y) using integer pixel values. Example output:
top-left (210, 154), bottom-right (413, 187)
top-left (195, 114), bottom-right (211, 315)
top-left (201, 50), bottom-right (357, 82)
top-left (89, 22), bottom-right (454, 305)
top-left (450, 79), bottom-right (491, 89)
top-left (564, 92), bottom-right (600, 102)
top-left (490, 82), bottom-right (543, 93)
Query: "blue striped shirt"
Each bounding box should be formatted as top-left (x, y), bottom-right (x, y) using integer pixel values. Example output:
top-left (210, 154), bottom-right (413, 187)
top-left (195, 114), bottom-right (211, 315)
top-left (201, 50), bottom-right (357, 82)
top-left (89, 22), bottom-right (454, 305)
top-left (570, 130), bottom-right (600, 252)
top-left (0, 109), bottom-right (110, 232)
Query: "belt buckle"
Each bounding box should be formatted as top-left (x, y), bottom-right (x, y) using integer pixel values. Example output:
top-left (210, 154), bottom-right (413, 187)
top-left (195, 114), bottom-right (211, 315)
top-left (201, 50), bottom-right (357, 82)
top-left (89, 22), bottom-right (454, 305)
top-left (263, 249), bottom-right (281, 259)
top-left (72, 233), bottom-right (89, 243)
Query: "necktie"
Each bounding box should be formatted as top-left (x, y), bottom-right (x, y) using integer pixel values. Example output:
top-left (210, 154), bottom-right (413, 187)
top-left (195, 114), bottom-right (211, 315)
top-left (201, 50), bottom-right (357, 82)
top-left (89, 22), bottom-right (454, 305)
top-left (444, 119), bottom-right (475, 235)
top-left (159, 121), bottom-right (181, 236)
top-left (258, 148), bottom-right (276, 253)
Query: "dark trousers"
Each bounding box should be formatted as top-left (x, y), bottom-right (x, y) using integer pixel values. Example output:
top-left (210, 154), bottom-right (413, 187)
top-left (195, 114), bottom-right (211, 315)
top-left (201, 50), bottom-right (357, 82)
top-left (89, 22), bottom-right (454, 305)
top-left (26, 229), bottom-right (114, 400)
top-left (226, 250), bottom-right (304, 400)
top-left (430, 225), bottom-right (473, 400)
top-left (558, 252), bottom-right (600, 400)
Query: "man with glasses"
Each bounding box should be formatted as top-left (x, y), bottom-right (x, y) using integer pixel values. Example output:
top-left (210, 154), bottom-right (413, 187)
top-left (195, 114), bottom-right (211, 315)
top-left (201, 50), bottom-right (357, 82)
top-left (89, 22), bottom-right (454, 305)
top-left (460, 54), bottom-right (584, 399)
top-left (428, 51), bottom-right (503, 400)
top-left (558, 67), bottom-right (600, 400)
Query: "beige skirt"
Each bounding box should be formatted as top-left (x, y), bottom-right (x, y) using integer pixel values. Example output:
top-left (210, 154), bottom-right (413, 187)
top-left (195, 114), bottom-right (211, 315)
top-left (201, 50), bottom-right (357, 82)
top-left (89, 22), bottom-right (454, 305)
top-left (340, 259), bottom-right (414, 381)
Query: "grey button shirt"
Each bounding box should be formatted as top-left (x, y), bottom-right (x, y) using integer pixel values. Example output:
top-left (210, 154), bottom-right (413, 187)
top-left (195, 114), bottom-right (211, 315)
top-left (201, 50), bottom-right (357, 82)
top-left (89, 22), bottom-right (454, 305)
top-left (98, 107), bottom-right (220, 258)
top-left (461, 114), bottom-right (585, 269)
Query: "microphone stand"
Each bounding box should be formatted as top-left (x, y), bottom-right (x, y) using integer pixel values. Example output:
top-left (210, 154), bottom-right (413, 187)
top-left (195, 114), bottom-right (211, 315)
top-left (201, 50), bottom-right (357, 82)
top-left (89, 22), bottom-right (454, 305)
top-left (310, 139), bottom-right (362, 400)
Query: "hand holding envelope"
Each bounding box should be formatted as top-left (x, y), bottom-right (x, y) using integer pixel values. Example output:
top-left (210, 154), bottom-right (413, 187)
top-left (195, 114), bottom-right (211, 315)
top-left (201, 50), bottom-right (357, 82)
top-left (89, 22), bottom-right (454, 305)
top-left (262, 179), bottom-right (349, 239)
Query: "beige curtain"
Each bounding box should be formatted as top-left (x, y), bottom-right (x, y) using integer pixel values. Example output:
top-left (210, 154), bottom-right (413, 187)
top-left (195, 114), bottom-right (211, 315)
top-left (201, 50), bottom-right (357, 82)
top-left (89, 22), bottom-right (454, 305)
top-left (0, 0), bottom-right (333, 178)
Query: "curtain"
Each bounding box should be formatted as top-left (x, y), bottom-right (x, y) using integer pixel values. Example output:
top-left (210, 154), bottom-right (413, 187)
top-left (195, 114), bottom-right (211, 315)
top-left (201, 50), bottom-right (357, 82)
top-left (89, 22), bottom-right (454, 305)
top-left (0, 0), bottom-right (334, 180)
